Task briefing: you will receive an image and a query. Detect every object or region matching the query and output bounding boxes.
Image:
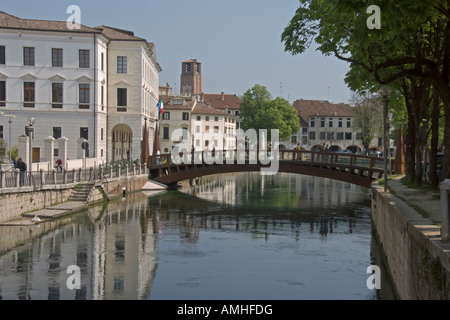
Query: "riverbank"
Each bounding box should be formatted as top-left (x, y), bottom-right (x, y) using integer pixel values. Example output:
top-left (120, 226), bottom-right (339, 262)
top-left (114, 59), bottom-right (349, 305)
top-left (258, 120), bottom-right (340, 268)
top-left (0, 174), bottom-right (151, 225)
top-left (371, 175), bottom-right (450, 300)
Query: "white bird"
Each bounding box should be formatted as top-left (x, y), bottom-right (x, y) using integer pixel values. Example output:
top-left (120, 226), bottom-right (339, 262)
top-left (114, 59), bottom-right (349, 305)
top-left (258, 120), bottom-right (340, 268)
top-left (31, 216), bottom-right (41, 223)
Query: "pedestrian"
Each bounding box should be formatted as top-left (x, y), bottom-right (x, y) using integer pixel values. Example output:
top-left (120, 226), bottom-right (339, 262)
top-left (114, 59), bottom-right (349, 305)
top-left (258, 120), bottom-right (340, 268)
top-left (156, 150), bottom-right (161, 165)
top-left (212, 146), bottom-right (216, 158)
top-left (18, 158), bottom-right (26, 186)
top-left (55, 158), bottom-right (63, 172)
top-left (191, 145), bottom-right (195, 164)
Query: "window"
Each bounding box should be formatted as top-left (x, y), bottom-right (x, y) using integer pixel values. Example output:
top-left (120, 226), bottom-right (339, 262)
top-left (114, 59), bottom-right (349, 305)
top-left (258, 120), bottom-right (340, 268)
top-left (205, 126), bottom-right (210, 133)
top-left (214, 126), bottom-right (219, 133)
top-left (185, 63), bottom-right (191, 73)
top-left (338, 118), bottom-right (343, 128)
top-left (117, 56), bottom-right (127, 73)
top-left (101, 128), bottom-right (104, 141)
top-left (117, 88), bottom-right (127, 106)
top-left (337, 132), bottom-right (344, 140)
top-left (321, 118), bottom-right (325, 128)
top-left (53, 127), bottom-right (62, 140)
top-left (356, 133), bottom-right (362, 140)
top-left (291, 136), bottom-right (297, 143)
top-left (52, 83), bottom-right (63, 108)
top-left (23, 47), bottom-right (34, 66)
top-left (345, 132), bottom-right (352, 140)
top-left (0, 81), bottom-right (5, 106)
top-left (0, 126), bottom-right (3, 139)
top-left (52, 48), bottom-right (63, 67)
top-left (0, 46), bottom-right (5, 64)
top-left (80, 127), bottom-right (88, 140)
top-left (310, 118), bottom-right (315, 127)
top-left (327, 132), bottom-right (334, 140)
top-left (215, 117), bottom-right (219, 122)
top-left (79, 84), bottom-right (90, 109)
top-left (347, 118), bottom-right (351, 128)
top-left (24, 82), bottom-right (35, 107)
top-left (309, 132), bottom-right (316, 140)
top-left (173, 99), bottom-right (183, 105)
top-left (163, 127), bottom-right (169, 140)
top-left (329, 118), bottom-right (333, 128)
top-left (101, 86), bottom-right (104, 109)
top-left (79, 50), bottom-right (90, 68)
top-left (162, 112), bottom-right (170, 120)
top-left (302, 128), bottom-right (308, 134)
top-left (206, 116), bottom-right (209, 121)
top-left (320, 132), bottom-right (326, 140)
top-left (195, 125), bottom-right (200, 133)
top-left (196, 116), bottom-right (201, 121)
top-left (101, 53), bottom-right (104, 71)
top-left (182, 112), bottom-right (190, 121)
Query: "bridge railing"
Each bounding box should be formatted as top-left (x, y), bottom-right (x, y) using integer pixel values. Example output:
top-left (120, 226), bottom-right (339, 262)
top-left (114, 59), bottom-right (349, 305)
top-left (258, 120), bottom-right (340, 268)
top-left (147, 149), bottom-right (392, 172)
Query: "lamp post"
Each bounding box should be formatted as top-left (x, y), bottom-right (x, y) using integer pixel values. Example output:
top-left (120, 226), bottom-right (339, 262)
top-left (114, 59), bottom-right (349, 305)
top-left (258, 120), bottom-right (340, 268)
top-left (380, 86), bottom-right (391, 192)
top-left (27, 117), bottom-right (35, 180)
top-left (4, 114), bottom-right (15, 162)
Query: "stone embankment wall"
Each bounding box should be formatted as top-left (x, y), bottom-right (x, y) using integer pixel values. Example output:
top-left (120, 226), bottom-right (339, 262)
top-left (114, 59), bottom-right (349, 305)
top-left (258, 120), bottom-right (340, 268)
top-left (0, 187), bottom-right (73, 223)
top-left (0, 174), bottom-right (149, 223)
top-left (371, 185), bottom-right (450, 300)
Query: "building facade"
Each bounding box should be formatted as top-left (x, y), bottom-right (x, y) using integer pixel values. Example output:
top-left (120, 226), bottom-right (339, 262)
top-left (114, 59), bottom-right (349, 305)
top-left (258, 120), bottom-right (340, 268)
top-left (0, 11), bottom-right (161, 169)
top-left (291, 99), bottom-right (383, 153)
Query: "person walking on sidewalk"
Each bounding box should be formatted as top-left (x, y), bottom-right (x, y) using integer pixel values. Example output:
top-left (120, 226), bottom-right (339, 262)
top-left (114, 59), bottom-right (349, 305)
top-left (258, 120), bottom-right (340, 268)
top-left (18, 158), bottom-right (27, 186)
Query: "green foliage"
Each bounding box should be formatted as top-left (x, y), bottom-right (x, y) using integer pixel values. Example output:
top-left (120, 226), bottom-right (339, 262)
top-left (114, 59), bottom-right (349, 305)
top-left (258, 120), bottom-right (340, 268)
top-left (240, 85), bottom-right (299, 140)
top-left (7, 145), bottom-right (18, 162)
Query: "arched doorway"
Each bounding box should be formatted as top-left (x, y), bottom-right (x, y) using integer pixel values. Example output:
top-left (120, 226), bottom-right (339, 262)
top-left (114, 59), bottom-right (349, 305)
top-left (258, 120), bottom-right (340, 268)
top-left (112, 124), bottom-right (133, 162)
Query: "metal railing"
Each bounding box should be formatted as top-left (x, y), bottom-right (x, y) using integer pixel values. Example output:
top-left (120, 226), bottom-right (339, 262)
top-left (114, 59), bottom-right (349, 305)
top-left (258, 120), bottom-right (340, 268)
top-left (0, 162), bottom-right (148, 191)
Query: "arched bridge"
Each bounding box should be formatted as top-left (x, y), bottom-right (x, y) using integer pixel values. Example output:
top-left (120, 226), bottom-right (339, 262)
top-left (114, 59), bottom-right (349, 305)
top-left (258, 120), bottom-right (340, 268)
top-left (147, 150), bottom-right (394, 188)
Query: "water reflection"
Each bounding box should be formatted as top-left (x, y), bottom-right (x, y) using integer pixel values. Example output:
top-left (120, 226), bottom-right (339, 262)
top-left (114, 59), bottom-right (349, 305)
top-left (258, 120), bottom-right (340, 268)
top-left (0, 173), bottom-right (391, 300)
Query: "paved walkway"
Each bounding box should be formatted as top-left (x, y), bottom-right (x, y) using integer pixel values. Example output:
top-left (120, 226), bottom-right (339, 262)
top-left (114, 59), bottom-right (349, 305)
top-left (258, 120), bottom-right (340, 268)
top-left (386, 175), bottom-right (442, 225)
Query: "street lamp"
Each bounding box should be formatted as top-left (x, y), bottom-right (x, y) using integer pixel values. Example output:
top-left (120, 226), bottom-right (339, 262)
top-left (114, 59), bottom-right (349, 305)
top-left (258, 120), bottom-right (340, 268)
top-left (27, 117), bottom-right (35, 178)
top-left (4, 114), bottom-right (15, 162)
top-left (380, 86), bottom-right (391, 192)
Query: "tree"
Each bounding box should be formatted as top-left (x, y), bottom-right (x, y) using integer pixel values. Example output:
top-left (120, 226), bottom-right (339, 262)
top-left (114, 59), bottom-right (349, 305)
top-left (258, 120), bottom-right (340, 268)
top-left (350, 94), bottom-right (383, 155)
top-left (282, 0), bottom-right (450, 182)
top-left (240, 85), bottom-right (299, 140)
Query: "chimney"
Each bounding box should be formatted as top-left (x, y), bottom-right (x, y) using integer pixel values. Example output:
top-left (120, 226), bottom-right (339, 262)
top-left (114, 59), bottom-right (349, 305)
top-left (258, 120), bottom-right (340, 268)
top-left (221, 92), bottom-right (225, 101)
top-left (166, 82), bottom-right (170, 87)
top-left (201, 92), bottom-right (204, 101)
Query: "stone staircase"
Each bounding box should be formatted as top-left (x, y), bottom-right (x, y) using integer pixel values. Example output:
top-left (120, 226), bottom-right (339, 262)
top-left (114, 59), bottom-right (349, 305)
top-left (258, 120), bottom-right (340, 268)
top-left (69, 183), bottom-right (95, 202)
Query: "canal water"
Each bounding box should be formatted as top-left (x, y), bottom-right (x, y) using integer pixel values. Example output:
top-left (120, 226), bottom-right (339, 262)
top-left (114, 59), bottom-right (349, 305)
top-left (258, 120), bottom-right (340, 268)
top-left (0, 173), bottom-right (395, 300)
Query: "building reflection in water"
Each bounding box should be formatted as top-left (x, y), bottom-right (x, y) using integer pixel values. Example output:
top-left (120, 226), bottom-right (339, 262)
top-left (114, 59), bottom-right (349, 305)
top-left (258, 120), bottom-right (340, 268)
top-left (0, 173), bottom-right (382, 300)
top-left (0, 192), bottom-right (157, 300)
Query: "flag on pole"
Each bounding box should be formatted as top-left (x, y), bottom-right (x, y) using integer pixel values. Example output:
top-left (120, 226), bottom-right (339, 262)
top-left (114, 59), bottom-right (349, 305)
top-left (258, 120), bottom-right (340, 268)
top-left (157, 99), bottom-right (164, 115)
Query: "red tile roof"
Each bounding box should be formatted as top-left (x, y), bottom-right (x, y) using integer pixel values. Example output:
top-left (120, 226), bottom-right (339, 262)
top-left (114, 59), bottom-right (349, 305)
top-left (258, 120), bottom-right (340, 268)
top-left (0, 11), bottom-right (100, 33)
top-left (203, 93), bottom-right (242, 110)
top-left (293, 100), bottom-right (354, 126)
top-left (192, 102), bottom-right (231, 116)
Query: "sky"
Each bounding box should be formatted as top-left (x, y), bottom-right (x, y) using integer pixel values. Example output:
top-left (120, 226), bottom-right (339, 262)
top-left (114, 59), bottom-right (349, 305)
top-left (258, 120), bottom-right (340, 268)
top-left (2, 0), bottom-right (354, 104)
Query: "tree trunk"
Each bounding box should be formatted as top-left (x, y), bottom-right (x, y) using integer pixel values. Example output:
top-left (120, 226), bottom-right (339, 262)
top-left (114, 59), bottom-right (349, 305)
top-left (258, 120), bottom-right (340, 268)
top-left (429, 88), bottom-right (440, 188)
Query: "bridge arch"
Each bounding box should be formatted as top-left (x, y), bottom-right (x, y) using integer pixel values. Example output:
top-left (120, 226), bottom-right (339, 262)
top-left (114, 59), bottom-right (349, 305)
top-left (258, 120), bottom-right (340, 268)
top-left (148, 150), bottom-right (390, 189)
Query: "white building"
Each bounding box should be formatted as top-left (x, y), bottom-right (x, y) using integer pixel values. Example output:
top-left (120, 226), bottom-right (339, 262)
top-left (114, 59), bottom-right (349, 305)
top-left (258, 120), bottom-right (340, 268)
top-left (158, 94), bottom-right (237, 155)
top-left (0, 11), bottom-right (161, 169)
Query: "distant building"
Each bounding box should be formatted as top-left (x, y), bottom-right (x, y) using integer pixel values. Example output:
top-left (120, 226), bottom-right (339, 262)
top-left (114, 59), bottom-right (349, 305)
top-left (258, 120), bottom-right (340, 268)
top-left (158, 95), bottom-right (236, 155)
top-left (202, 92), bottom-right (242, 129)
top-left (180, 59), bottom-right (202, 97)
top-left (291, 99), bottom-right (383, 153)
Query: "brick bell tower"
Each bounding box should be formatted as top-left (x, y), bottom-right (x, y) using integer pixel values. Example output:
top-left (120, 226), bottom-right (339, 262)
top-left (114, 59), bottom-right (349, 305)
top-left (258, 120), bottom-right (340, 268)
top-left (180, 59), bottom-right (202, 97)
